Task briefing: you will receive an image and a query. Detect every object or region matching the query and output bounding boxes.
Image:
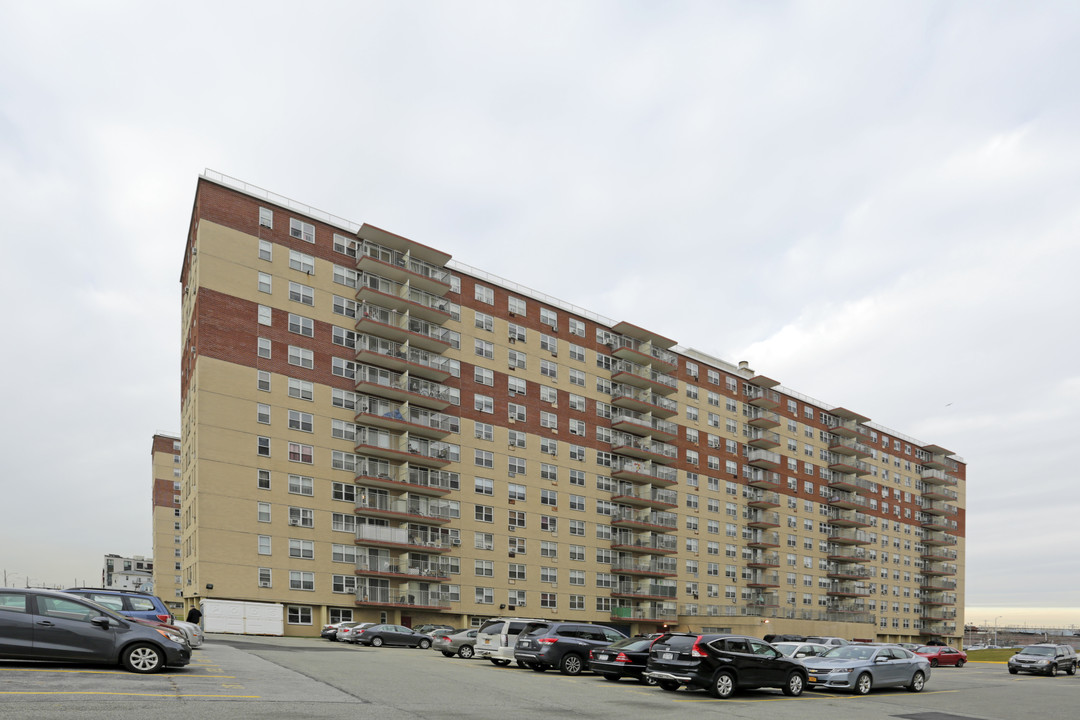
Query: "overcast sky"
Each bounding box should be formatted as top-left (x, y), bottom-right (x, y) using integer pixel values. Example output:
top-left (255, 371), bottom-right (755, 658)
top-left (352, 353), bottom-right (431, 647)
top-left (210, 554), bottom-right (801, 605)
top-left (1, 1), bottom-right (1077, 627)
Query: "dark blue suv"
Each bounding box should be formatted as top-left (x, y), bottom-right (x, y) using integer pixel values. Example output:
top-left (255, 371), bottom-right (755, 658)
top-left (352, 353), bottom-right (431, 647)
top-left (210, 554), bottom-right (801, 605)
top-left (514, 621), bottom-right (627, 675)
top-left (63, 588), bottom-right (173, 624)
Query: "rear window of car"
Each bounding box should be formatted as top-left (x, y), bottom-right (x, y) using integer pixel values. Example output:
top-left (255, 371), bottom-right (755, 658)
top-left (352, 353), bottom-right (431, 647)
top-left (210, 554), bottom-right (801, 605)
top-left (478, 620), bottom-right (503, 634)
top-left (128, 597), bottom-right (156, 612)
top-left (0, 592), bottom-right (27, 612)
top-left (656, 635), bottom-right (697, 651)
top-left (83, 594), bottom-right (125, 612)
top-left (523, 622), bottom-right (553, 636)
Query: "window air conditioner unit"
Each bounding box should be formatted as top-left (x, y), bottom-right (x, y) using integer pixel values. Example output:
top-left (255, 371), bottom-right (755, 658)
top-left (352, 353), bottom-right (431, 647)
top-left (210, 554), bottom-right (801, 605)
top-left (452, 538), bottom-right (461, 546)
top-left (259, 581), bottom-right (271, 588)
top-left (289, 519), bottom-right (299, 526)
top-left (508, 472), bottom-right (516, 477)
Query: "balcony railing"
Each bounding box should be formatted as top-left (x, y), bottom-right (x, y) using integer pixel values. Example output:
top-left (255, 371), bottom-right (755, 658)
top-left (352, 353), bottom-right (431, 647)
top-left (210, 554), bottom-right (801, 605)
top-left (613, 484), bottom-right (678, 507)
top-left (611, 508), bottom-right (678, 528)
top-left (612, 582), bottom-right (677, 598)
top-left (611, 385), bottom-right (678, 413)
top-left (610, 557), bottom-right (678, 575)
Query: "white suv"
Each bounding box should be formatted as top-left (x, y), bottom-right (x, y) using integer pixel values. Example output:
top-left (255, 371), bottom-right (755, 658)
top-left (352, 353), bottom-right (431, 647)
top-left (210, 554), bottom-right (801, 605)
top-left (475, 618), bottom-right (543, 666)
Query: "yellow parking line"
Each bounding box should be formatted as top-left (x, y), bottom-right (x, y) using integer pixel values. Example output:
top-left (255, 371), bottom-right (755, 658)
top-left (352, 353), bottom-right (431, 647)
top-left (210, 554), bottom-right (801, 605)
top-left (0, 692), bottom-right (259, 698)
top-left (0, 668), bottom-right (236, 678)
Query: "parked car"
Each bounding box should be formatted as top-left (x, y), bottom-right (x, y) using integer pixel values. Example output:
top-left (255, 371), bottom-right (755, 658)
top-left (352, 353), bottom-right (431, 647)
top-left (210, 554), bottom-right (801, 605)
top-left (432, 628), bottom-right (477, 658)
top-left (773, 642), bottom-right (830, 659)
top-left (764, 634), bottom-right (807, 643)
top-left (915, 645), bottom-right (967, 667)
top-left (1007, 644), bottom-right (1078, 676)
top-left (801, 643), bottom-right (930, 694)
top-left (645, 633), bottom-right (808, 698)
top-left (341, 623), bottom-right (376, 643)
top-left (514, 621), bottom-right (627, 675)
top-left (322, 621), bottom-right (349, 640)
top-left (475, 617), bottom-right (544, 666)
top-left (63, 588), bottom-right (174, 624)
top-left (0, 587), bottom-right (190, 674)
top-left (353, 624), bottom-right (432, 648)
top-left (805, 636), bottom-right (849, 647)
top-left (588, 636), bottom-right (658, 684)
top-left (128, 617), bottom-right (201, 649)
top-left (415, 623), bottom-right (456, 636)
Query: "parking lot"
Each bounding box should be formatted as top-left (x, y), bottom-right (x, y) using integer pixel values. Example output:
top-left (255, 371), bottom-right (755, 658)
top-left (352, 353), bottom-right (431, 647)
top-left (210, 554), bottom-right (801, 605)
top-left (1, 635), bottom-right (1077, 720)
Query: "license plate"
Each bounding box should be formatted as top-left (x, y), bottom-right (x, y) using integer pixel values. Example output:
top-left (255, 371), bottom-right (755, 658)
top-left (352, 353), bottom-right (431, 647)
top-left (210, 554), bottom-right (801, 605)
top-left (663, 652), bottom-right (674, 660)
top-left (598, 654), bottom-right (609, 661)
top-left (809, 676), bottom-right (818, 683)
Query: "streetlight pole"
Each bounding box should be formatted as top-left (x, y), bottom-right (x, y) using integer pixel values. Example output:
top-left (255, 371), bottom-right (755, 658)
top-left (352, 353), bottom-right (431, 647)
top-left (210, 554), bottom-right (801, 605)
top-left (994, 616), bottom-right (1002, 647)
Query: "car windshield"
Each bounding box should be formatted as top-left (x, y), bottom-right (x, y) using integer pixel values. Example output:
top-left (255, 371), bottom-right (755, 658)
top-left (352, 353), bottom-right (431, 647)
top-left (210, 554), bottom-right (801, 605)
top-left (1021, 646), bottom-right (1055, 656)
top-left (823, 645), bottom-right (876, 660)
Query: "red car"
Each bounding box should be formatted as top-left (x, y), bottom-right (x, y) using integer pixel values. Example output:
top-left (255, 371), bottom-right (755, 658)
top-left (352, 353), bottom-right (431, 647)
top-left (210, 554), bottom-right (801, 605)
top-left (915, 645), bottom-right (967, 667)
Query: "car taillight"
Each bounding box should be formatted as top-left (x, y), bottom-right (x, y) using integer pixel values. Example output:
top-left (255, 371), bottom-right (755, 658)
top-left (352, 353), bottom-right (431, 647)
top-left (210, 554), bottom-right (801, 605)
top-left (440, 636), bottom-right (451, 642)
top-left (691, 636), bottom-right (707, 658)
top-left (537, 638), bottom-right (558, 644)
top-left (157, 615), bottom-right (172, 623)
top-left (615, 652), bottom-right (631, 663)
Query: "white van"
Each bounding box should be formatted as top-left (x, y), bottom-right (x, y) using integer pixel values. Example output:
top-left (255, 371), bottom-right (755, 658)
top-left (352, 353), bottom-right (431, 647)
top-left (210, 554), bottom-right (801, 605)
top-left (474, 618), bottom-right (543, 666)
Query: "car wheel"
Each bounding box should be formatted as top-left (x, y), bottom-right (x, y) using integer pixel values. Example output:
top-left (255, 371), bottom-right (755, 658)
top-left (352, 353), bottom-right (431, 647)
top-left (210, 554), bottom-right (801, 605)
top-left (1009, 668), bottom-right (1019, 674)
top-left (560, 654), bottom-right (584, 676)
top-left (1047, 664), bottom-right (1057, 676)
top-left (956, 659), bottom-right (965, 668)
top-left (602, 674), bottom-right (620, 682)
top-left (659, 680), bottom-right (680, 692)
top-left (709, 670), bottom-right (736, 699)
top-left (442, 651), bottom-right (455, 657)
top-left (371, 637), bottom-right (384, 647)
top-left (418, 639), bottom-right (431, 650)
top-left (908, 671), bottom-right (925, 692)
top-left (491, 658), bottom-right (511, 667)
top-left (854, 672), bottom-right (873, 695)
top-left (1066, 663), bottom-right (1076, 676)
top-left (458, 645), bottom-right (474, 659)
top-left (121, 643), bottom-right (165, 674)
top-left (930, 659), bottom-right (939, 668)
top-left (782, 672), bottom-right (805, 697)
top-left (531, 664), bottom-right (548, 672)
top-left (639, 674), bottom-right (658, 686)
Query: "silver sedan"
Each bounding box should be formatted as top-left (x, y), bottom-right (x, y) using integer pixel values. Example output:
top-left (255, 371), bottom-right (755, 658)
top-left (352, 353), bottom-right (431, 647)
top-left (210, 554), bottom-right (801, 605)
top-left (432, 629), bottom-right (478, 658)
top-left (800, 644), bottom-right (931, 694)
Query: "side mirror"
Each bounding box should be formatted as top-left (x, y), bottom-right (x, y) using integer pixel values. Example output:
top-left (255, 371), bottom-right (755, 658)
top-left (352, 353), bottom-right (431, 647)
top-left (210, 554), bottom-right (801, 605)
top-left (90, 616), bottom-right (112, 628)
top-left (875, 656), bottom-right (890, 664)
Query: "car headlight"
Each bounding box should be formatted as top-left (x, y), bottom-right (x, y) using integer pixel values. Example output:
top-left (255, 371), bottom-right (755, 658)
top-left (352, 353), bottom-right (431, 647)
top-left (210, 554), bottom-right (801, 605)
top-left (1035, 659), bottom-right (1050, 665)
top-left (155, 628), bottom-right (186, 644)
top-left (831, 667), bottom-right (855, 674)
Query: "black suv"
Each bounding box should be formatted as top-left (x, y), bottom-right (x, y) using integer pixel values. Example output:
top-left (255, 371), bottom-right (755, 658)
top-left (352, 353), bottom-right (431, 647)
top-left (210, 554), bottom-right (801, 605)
top-left (514, 621), bottom-right (627, 675)
top-left (1008, 644), bottom-right (1078, 676)
top-left (645, 633), bottom-right (807, 698)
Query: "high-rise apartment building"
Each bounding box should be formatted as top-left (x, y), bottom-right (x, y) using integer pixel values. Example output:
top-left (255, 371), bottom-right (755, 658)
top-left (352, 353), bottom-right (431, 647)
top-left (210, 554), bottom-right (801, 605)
top-left (178, 171), bottom-right (965, 640)
top-left (150, 433), bottom-right (184, 612)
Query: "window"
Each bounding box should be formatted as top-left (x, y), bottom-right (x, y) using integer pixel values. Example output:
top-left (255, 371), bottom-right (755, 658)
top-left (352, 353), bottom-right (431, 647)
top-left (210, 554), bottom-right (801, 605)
top-left (288, 378), bottom-right (313, 401)
top-left (288, 507), bottom-right (314, 528)
top-left (258, 304), bottom-right (272, 326)
top-left (288, 410), bottom-right (313, 433)
top-left (289, 539), bottom-right (314, 559)
top-left (508, 563), bottom-right (526, 580)
top-left (474, 476), bottom-right (494, 495)
top-left (257, 370), bottom-right (271, 392)
top-left (257, 535), bottom-right (271, 555)
top-left (257, 403), bottom-right (271, 424)
top-left (474, 339), bottom-right (493, 359)
top-left (258, 272), bottom-right (272, 294)
top-left (257, 469), bottom-right (271, 490)
top-left (475, 532), bottom-right (494, 550)
top-left (474, 367), bottom-right (493, 386)
top-left (508, 403), bottom-right (526, 423)
top-left (474, 450), bottom-right (493, 468)
top-left (259, 207), bottom-right (274, 229)
top-left (508, 457), bottom-right (526, 475)
top-left (288, 572), bottom-right (315, 591)
top-left (288, 346), bottom-right (313, 369)
top-left (332, 357), bottom-right (356, 379)
top-left (474, 394), bottom-right (494, 414)
top-left (475, 504), bottom-right (493, 523)
top-left (540, 360), bottom-right (558, 380)
top-left (288, 474), bottom-right (313, 496)
top-left (333, 295), bottom-right (357, 318)
top-left (475, 587), bottom-right (494, 604)
top-left (568, 318), bottom-right (585, 336)
top-left (474, 284), bottom-right (494, 304)
top-left (289, 249), bottom-right (315, 274)
top-left (508, 430), bottom-right (526, 448)
top-left (541, 489), bottom-right (557, 506)
top-left (289, 314), bottom-right (314, 337)
top-left (288, 442), bottom-right (313, 464)
top-left (257, 437), bottom-right (271, 457)
top-left (290, 218), bottom-right (315, 243)
top-left (475, 421), bottom-right (494, 441)
top-left (507, 377), bottom-right (527, 396)
top-left (508, 510), bottom-right (526, 529)
top-left (475, 560), bottom-right (494, 577)
top-left (568, 369), bottom-right (585, 386)
top-left (508, 296), bottom-right (527, 315)
top-left (331, 482), bottom-right (355, 502)
top-left (508, 350), bottom-right (526, 369)
top-left (332, 575), bottom-right (357, 594)
top-left (334, 265), bottom-right (358, 287)
top-left (332, 388), bottom-right (358, 410)
top-left (540, 411), bottom-right (557, 429)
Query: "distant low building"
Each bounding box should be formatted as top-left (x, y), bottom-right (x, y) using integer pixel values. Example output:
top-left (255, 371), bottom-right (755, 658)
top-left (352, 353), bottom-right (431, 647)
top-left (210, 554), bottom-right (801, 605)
top-left (103, 554), bottom-right (154, 591)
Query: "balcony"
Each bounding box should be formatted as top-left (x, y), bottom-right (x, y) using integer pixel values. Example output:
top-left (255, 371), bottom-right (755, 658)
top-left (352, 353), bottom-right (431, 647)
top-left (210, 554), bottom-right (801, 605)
top-left (355, 585), bottom-right (452, 610)
top-left (826, 581), bottom-right (872, 598)
top-left (745, 510), bottom-right (780, 529)
top-left (830, 417), bottom-right (870, 439)
top-left (611, 531), bottom-right (679, 555)
top-left (919, 623), bottom-right (957, 638)
top-left (921, 530), bottom-right (957, 546)
top-left (609, 340), bottom-right (678, 373)
top-left (611, 508), bottom-right (678, 531)
top-left (746, 429), bottom-right (781, 450)
top-left (746, 530), bottom-right (780, 548)
top-left (747, 470), bottom-right (782, 491)
top-left (611, 385), bottom-right (678, 418)
top-left (745, 490), bottom-right (780, 509)
top-left (355, 464), bottom-right (453, 497)
top-left (355, 274), bottom-right (453, 324)
top-left (354, 334), bottom-right (453, 382)
top-left (745, 387), bottom-right (781, 410)
top-left (921, 445), bottom-right (958, 472)
top-left (611, 434), bottom-right (678, 465)
top-left (747, 551), bottom-right (780, 568)
top-left (610, 557), bottom-right (678, 577)
top-left (611, 359), bottom-right (678, 396)
top-left (921, 608), bottom-right (958, 622)
top-left (920, 500), bottom-right (958, 517)
top-left (611, 582), bottom-right (677, 600)
top-left (826, 564), bottom-right (873, 580)
top-left (746, 571), bottom-right (780, 588)
top-left (354, 525), bottom-right (453, 553)
top-left (354, 430), bottom-right (453, 469)
top-left (356, 399), bottom-right (457, 440)
top-left (827, 547), bottom-right (868, 563)
top-left (828, 438), bottom-right (873, 458)
top-left (355, 229), bottom-right (453, 295)
top-left (745, 408), bottom-right (781, 428)
top-left (611, 458), bottom-right (678, 486)
top-left (354, 304), bottom-right (453, 354)
top-left (827, 528), bottom-right (872, 545)
top-left (355, 556), bottom-right (453, 581)
top-left (611, 485), bottom-right (678, 510)
top-left (827, 489), bottom-right (868, 511)
top-left (921, 485), bottom-right (959, 502)
top-left (827, 508), bottom-right (870, 528)
top-left (609, 604), bottom-right (678, 624)
top-left (920, 468), bottom-right (958, 487)
top-left (747, 449), bottom-right (782, 471)
top-left (354, 364), bottom-right (454, 411)
top-left (611, 410), bottom-right (678, 441)
top-left (828, 457), bottom-right (873, 477)
top-left (919, 578), bottom-right (958, 592)
top-left (354, 496), bottom-right (452, 524)
top-left (919, 515), bottom-right (958, 532)
top-left (921, 562), bottom-right (958, 577)
top-left (919, 592), bottom-right (957, 606)
top-left (920, 547), bottom-right (958, 562)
